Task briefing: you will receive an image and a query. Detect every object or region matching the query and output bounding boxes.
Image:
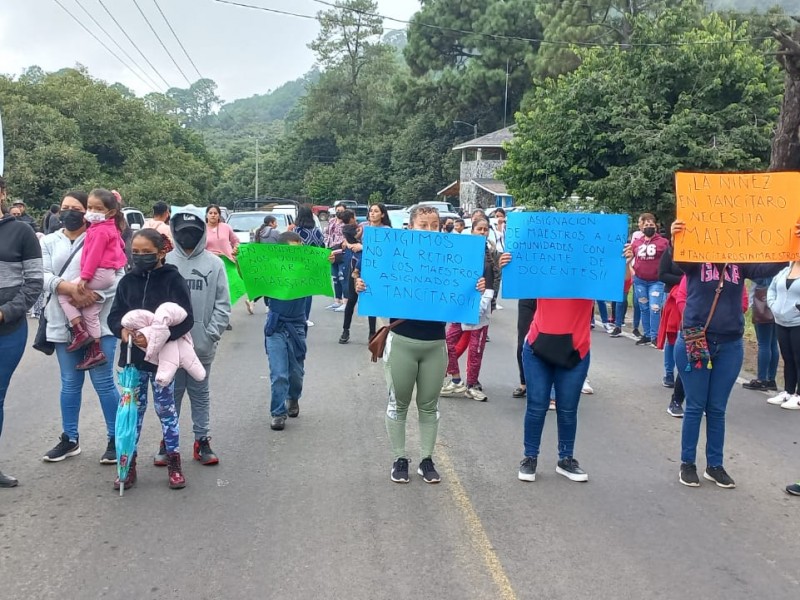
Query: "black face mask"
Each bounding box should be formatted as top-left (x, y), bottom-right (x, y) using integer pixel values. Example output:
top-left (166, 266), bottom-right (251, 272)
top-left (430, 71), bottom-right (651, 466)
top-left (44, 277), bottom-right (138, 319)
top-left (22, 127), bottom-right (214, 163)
top-left (60, 210), bottom-right (85, 232)
top-left (445, 224), bottom-right (454, 232)
top-left (174, 228), bottom-right (204, 251)
top-left (643, 227), bottom-right (656, 238)
top-left (132, 253), bottom-right (159, 272)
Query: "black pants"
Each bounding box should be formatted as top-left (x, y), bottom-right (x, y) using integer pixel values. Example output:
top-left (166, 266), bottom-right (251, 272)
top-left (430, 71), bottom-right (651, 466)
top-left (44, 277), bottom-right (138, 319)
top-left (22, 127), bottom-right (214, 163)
top-left (516, 299), bottom-right (537, 385)
top-left (343, 282), bottom-right (376, 335)
top-left (672, 372), bottom-right (685, 405)
top-left (777, 324), bottom-right (800, 394)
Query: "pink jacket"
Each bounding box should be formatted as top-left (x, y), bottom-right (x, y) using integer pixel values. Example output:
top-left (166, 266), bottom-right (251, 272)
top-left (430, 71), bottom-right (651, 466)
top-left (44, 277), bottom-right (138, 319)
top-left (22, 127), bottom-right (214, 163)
top-left (121, 302), bottom-right (206, 387)
top-left (205, 223), bottom-right (239, 261)
top-left (80, 219), bottom-right (127, 281)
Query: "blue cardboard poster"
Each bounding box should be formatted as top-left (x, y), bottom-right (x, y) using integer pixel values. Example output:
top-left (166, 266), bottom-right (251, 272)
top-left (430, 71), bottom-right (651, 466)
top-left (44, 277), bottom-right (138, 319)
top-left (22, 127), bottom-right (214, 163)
top-left (502, 212), bottom-right (628, 301)
top-left (358, 228), bottom-right (486, 324)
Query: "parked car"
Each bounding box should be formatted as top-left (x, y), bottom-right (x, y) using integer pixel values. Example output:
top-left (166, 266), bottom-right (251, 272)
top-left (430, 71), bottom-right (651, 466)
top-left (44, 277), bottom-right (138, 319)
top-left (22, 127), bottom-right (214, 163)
top-left (399, 202), bottom-right (460, 228)
top-left (226, 211), bottom-right (294, 244)
top-left (353, 205), bottom-right (370, 224)
top-left (121, 207), bottom-right (145, 231)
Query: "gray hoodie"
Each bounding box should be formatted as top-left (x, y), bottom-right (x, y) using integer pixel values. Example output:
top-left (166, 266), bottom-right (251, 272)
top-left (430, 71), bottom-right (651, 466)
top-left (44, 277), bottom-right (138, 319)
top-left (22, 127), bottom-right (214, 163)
top-left (166, 215), bottom-right (231, 364)
top-left (767, 265), bottom-right (800, 328)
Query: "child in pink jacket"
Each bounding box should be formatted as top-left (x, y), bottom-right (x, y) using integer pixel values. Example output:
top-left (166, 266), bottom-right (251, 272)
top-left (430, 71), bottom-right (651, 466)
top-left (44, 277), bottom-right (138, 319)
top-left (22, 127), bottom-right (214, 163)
top-left (58, 189), bottom-right (127, 370)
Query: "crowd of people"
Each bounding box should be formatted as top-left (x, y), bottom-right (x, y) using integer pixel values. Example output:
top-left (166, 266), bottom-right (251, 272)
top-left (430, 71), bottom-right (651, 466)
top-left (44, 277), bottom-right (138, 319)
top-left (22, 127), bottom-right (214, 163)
top-left (0, 181), bottom-right (798, 497)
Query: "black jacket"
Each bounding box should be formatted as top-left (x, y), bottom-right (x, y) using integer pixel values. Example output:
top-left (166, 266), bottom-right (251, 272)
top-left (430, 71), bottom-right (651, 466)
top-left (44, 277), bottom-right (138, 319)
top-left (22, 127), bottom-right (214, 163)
top-left (658, 247), bottom-right (683, 292)
top-left (107, 263), bottom-right (194, 371)
top-left (0, 216), bottom-right (43, 334)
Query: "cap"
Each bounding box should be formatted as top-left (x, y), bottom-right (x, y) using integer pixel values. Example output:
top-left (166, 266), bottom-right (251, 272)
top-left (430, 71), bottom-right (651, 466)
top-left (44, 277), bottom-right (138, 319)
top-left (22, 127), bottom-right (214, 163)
top-left (12, 200), bottom-right (25, 206)
top-left (172, 212), bottom-right (205, 231)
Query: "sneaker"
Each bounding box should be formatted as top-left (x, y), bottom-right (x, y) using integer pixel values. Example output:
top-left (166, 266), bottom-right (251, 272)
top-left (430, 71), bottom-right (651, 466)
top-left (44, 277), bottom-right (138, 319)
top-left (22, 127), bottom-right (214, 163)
top-left (270, 415), bottom-right (287, 431)
top-left (768, 391), bottom-right (792, 405)
top-left (609, 326), bottom-right (622, 338)
top-left (43, 433), bottom-right (81, 462)
top-left (153, 440), bottom-right (168, 467)
top-left (518, 456), bottom-right (537, 482)
top-left (549, 399), bottom-right (556, 411)
top-left (632, 328), bottom-right (642, 338)
top-left (781, 395), bottom-right (800, 410)
top-left (667, 400), bottom-right (684, 418)
top-left (742, 379), bottom-right (769, 391)
top-left (440, 378), bottom-right (467, 396)
top-left (338, 329), bottom-right (350, 344)
top-left (496, 304), bottom-right (504, 310)
top-left (766, 380), bottom-right (778, 391)
top-left (786, 482), bottom-right (800, 496)
top-left (100, 437), bottom-right (117, 464)
top-left (465, 386), bottom-right (488, 401)
top-left (603, 323), bottom-right (615, 333)
top-left (193, 437), bottom-right (219, 465)
top-left (581, 379), bottom-right (594, 394)
top-left (306, 320), bottom-right (314, 327)
top-left (333, 304), bottom-right (346, 312)
top-left (662, 374), bottom-right (675, 388)
top-left (391, 457), bottom-right (410, 483)
top-left (556, 457), bottom-right (588, 482)
top-left (704, 466), bottom-right (736, 488)
top-left (635, 336), bottom-right (652, 346)
top-left (679, 462), bottom-right (700, 487)
top-left (417, 458), bottom-right (441, 483)
top-left (324, 302), bottom-right (339, 310)
top-left (512, 386), bottom-right (527, 398)
top-left (287, 398), bottom-right (300, 418)
top-left (0, 470), bottom-right (19, 488)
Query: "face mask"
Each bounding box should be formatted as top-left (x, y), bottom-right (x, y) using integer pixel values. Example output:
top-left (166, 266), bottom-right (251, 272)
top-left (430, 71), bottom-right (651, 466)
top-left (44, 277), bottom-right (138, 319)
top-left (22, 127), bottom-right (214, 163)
top-left (60, 210), bottom-right (86, 231)
top-left (132, 253), bottom-right (159, 272)
top-left (174, 228), bottom-right (204, 251)
top-left (445, 224), bottom-right (454, 232)
top-left (85, 211), bottom-right (107, 224)
top-left (643, 227), bottom-right (656, 237)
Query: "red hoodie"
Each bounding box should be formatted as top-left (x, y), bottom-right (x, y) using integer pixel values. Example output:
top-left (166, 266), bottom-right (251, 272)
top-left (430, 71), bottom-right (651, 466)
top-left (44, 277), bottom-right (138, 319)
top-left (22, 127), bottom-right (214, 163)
top-left (527, 299), bottom-right (593, 359)
top-left (631, 234), bottom-right (669, 281)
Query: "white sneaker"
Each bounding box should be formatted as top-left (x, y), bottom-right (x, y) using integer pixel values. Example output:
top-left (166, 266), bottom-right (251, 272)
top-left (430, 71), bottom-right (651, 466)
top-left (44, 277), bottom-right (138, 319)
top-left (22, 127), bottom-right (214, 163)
top-left (465, 386), bottom-right (488, 401)
top-left (440, 379), bottom-right (467, 396)
top-left (324, 303), bottom-right (338, 310)
top-left (581, 379), bottom-right (594, 394)
top-left (496, 304), bottom-right (504, 310)
top-left (767, 391), bottom-right (791, 405)
top-left (333, 304), bottom-right (346, 312)
top-left (306, 320), bottom-right (315, 327)
top-left (781, 395), bottom-right (800, 410)
top-left (604, 323), bottom-right (615, 334)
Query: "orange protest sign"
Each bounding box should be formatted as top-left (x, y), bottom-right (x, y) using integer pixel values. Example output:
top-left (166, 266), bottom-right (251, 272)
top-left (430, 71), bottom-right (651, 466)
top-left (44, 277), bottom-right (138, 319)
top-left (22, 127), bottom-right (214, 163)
top-left (673, 171), bottom-right (800, 263)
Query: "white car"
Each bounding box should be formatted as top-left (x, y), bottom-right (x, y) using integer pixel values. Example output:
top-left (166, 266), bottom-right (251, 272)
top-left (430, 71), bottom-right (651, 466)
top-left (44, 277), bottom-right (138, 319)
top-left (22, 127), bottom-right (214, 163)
top-left (226, 211), bottom-right (293, 244)
top-left (121, 207), bottom-right (145, 231)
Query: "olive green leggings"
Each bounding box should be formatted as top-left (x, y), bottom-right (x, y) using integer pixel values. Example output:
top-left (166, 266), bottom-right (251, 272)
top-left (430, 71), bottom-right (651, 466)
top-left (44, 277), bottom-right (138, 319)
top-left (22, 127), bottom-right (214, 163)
top-left (384, 333), bottom-right (447, 461)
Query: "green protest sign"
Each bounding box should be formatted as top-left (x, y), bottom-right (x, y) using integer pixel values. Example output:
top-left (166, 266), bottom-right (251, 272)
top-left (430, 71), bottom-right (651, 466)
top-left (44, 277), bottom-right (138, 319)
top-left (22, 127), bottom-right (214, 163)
top-left (236, 243), bottom-right (333, 300)
top-left (220, 256), bottom-right (247, 306)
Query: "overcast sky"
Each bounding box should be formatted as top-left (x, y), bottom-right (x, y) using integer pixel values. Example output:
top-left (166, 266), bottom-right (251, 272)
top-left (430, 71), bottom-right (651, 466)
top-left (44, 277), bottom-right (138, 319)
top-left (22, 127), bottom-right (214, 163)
top-left (0, 0), bottom-right (421, 102)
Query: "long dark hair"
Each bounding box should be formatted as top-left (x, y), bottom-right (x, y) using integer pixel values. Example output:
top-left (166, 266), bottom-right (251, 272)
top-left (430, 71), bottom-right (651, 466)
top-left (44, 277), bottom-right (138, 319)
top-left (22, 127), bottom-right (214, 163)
top-left (206, 204), bottom-right (222, 222)
top-left (64, 190), bottom-right (89, 209)
top-left (371, 203), bottom-right (391, 227)
top-left (133, 228), bottom-right (173, 264)
top-left (89, 188), bottom-right (125, 233)
top-left (295, 204), bottom-right (316, 229)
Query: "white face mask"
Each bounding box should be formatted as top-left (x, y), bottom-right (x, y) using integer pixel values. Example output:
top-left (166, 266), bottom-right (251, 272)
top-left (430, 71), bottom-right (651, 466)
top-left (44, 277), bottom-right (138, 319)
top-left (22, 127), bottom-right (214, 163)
top-left (85, 211), bottom-right (107, 224)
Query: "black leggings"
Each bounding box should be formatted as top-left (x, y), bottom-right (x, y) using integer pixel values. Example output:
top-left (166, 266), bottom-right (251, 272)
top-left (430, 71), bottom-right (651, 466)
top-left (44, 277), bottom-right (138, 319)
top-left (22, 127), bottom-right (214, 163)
top-left (343, 282), bottom-right (377, 335)
top-left (516, 299), bottom-right (537, 385)
top-left (777, 325), bottom-right (800, 394)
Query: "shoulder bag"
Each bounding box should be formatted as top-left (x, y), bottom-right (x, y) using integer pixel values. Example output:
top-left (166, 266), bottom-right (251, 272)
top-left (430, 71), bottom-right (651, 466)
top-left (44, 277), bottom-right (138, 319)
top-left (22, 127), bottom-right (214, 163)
top-left (682, 267), bottom-right (725, 371)
top-left (33, 240), bottom-right (85, 355)
top-left (751, 286), bottom-right (774, 324)
top-left (368, 320), bottom-right (407, 363)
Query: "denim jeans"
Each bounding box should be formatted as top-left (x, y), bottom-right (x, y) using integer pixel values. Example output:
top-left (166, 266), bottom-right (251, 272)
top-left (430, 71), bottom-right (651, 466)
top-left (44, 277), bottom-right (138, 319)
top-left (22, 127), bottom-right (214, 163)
top-left (54, 335), bottom-right (119, 442)
top-left (633, 298), bottom-right (641, 329)
top-left (633, 277), bottom-right (665, 339)
top-left (614, 298), bottom-right (627, 327)
top-left (754, 322), bottom-right (779, 381)
top-left (266, 328), bottom-right (305, 417)
top-left (664, 341), bottom-right (676, 379)
top-left (135, 372), bottom-right (180, 453)
top-left (0, 321), bottom-right (28, 440)
top-left (675, 334), bottom-right (743, 467)
top-left (522, 342), bottom-right (590, 459)
top-left (174, 362), bottom-right (211, 440)
top-left (596, 301), bottom-right (609, 323)
top-left (331, 262), bottom-right (346, 300)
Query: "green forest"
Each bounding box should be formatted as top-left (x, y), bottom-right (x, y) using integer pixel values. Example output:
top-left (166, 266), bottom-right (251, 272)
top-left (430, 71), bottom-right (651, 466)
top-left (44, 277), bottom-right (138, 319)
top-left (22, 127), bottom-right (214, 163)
top-left (1, 0), bottom-right (797, 220)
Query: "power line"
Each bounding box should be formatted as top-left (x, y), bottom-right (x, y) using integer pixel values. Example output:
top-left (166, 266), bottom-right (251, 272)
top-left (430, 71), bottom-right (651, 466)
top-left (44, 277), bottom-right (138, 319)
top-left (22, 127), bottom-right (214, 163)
top-left (96, 0), bottom-right (174, 89)
top-left (51, 0), bottom-right (159, 91)
top-left (72, 0), bottom-right (164, 91)
top-left (151, 0), bottom-right (203, 79)
top-left (131, 0), bottom-right (193, 85)
top-left (212, 0), bottom-right (317, 21)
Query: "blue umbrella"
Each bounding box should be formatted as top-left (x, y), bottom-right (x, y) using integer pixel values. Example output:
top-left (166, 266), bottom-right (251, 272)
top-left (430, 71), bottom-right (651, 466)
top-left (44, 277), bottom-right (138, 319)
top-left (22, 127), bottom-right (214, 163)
top-left (116, 345), bottom-right (139, 496)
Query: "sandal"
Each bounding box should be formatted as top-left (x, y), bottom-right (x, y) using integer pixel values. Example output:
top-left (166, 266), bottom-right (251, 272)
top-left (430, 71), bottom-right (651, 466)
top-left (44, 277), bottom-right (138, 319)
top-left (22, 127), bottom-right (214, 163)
top-left (512, 386), bottom-right (526, 398)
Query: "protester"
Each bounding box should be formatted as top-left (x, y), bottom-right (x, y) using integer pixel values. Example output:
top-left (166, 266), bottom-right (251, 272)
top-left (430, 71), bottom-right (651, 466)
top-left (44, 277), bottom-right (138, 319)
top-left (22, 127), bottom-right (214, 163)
top-left (494, 208), bottom-right (506, 253)
top-left (41, 191), bottom-right (123, 464)
top-left (743, 278), bottom-right (779, 392)
top-left (205, 204), bottom-right (250, 317)
top-left (0, 177), bottom-right (44, 487)
top-left (658, 245), bottom-right (684, 387)
top-left (513, 299), bottom-right (537, 398)
top-left (42, 204), bottom-right (61, 234)
top-left (255, 215), bottom-right (281, 244)
top-left (9, 205), bottom-right (21, 217)
top-left (767, 264), bottom-right (800, 410)
top-left (441, 218), bottom-right (497, 401)
top-left (163, 212), bottom-right (231, 466)
top-left (453, 219), bottom-right (466, 234)
top-left (441, 217), bottom-right (455, 233)
top-left (355, 205), bottom-right (486, 484)
top-left (667, 220), bottom-right (794, 489)
top-left (11, 200), bottom-right (38, 231)
top-left (56, 189), bottom-right (127, 371)
top-left (108, 229), bottom-right (194, 491)
top-left (143, 201), bottom-right (172, 241)
top-left (324, 203), bottom-right (347, 311)
top-left (294, 204), bottom-right (325, 326)
top-left (630, 213), bottom-right (669, 345)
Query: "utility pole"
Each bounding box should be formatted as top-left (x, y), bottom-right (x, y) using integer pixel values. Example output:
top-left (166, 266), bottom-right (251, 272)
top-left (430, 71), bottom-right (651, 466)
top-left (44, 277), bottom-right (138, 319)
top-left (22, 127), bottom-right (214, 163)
top-left (454, 120), bottom-right (478, 139)
top-left (254, 138), bottom-right (259, 202)
top-left (504, 59), bottom-right (510, 128)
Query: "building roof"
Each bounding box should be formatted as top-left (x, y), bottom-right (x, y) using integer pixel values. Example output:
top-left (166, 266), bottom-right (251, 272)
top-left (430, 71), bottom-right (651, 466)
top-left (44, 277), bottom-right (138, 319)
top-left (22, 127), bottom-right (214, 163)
top-left (471, 178), bottom-right (508, 196)
top-left (437, 180), bottom-right (460, 197)
top-left (452, 127), bottom-right (515, 151)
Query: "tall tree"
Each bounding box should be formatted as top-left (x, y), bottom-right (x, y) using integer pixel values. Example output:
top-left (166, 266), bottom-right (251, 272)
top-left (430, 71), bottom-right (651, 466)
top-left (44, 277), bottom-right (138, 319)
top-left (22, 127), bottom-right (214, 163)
top-left (771, 19), bottom-right (800, 170)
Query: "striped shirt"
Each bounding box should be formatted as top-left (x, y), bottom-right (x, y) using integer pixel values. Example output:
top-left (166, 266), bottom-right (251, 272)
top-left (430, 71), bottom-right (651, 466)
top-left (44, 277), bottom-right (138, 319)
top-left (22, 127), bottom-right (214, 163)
top-left (0, 215), bottom-right (43, 334)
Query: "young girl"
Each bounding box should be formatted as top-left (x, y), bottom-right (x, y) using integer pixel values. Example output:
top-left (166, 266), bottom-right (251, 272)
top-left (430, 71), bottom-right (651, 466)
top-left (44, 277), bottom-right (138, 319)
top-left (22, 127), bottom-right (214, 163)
top-left (107, 230), bottom-right (194, 491)
top-left (58, 189), bottom-right (127, 371)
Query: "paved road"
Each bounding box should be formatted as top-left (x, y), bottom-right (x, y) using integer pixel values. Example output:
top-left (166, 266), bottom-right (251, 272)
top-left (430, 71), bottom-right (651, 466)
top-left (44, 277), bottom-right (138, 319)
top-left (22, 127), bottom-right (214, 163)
top-left (1, 299), bottom-right (799, 600)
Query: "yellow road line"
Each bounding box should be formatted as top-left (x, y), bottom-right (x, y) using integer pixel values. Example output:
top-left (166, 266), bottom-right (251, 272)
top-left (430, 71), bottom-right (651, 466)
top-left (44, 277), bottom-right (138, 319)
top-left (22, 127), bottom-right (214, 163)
top-left (437, 449), bottom-right (519, 600)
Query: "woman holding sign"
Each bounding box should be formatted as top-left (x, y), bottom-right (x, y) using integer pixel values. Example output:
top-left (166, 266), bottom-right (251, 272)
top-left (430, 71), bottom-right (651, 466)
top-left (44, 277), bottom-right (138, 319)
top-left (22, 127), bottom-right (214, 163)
top-left (355, 205), bottom-right (486, 485)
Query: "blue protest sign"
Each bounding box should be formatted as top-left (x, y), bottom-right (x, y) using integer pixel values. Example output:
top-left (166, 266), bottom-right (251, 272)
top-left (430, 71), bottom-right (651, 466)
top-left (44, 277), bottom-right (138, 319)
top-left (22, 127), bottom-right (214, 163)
top-left (358, 228), bottom-right (485, 324)
top-left (502, 212), bottom-right (628, 301)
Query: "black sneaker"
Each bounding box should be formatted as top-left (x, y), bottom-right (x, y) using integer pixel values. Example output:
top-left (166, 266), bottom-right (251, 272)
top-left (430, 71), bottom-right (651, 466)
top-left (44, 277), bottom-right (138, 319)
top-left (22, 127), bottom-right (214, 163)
top-left (391, 458), bottom-right (410, 483)
top-left (518, 456), bottom-right (537, 482)
top-left (662, 375), bottom-right (675, 388)
top-left (0, 470), bottom-right (18, 488)
top-left (270, 415), bottom-right (287, 431)
top-left (704, 466), bottom-right (736, 488)
top-left (43, 433), bottom-right (81, 462)
top-left (609, 326), bottom-right (622, 338)
top-left (193, 437), bottom-right (219, 465)
top-left (338, 329), bottom-right (350, 344)
top-left (417, 458), bottom-right (441, 483)
top-left (679, 462), bottom-right (700, 487)
top-left (556, 457), bottom-right (588, 482)
top-left (742, 379), bottom-right (769, 391)
top-left (635, 336), bottom-right (652, 346)
top-left (100, 437), bottom-right (117, 464)
top-left (766, 379), bottom-right (778, 391)
top-left (632, 328), bottom-right (642, 338)
top-left (667, 400), bottom-right (684, 418)
top-left (786, 482), bottom-right (800, 496)
top-left (287, 398), bottom-right (300, 418)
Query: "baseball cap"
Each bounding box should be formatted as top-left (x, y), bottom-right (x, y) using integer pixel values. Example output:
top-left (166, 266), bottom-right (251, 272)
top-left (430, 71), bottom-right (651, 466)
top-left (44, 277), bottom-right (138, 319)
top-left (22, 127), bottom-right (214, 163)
top-left (172, 212), bottom-right (205, 231)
